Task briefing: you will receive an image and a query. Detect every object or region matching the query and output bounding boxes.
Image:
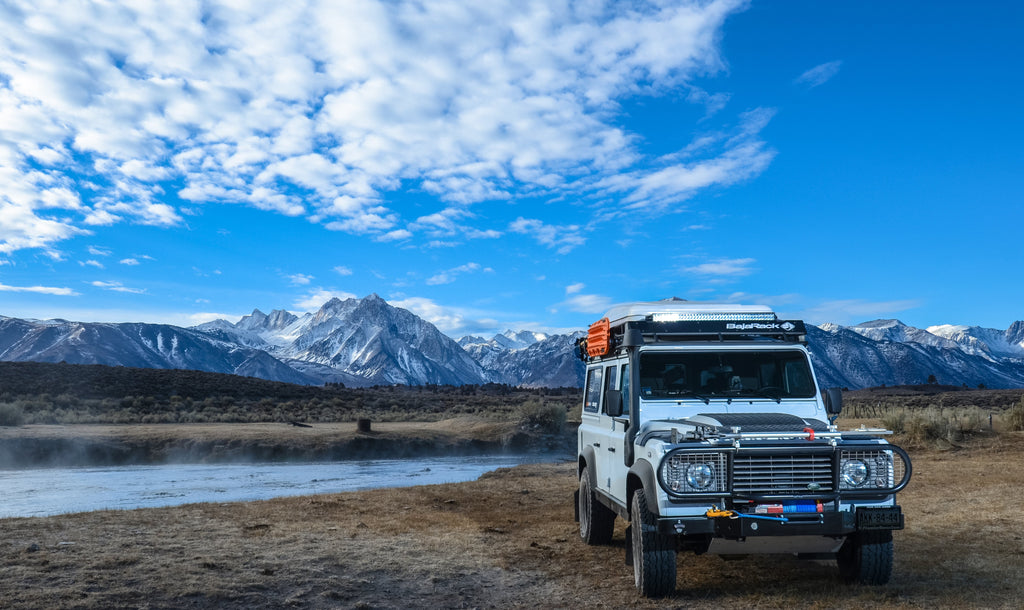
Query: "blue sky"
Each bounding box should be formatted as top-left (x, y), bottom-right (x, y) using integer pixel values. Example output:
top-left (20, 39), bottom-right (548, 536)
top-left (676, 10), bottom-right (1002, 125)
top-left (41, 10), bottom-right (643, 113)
top-left (1, 0), bottom-right (1021, 338)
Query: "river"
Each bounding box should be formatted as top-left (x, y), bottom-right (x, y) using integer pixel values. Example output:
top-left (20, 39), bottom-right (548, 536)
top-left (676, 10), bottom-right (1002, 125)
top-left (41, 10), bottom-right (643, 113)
top-left (0, 455), bottom-right (546, 518)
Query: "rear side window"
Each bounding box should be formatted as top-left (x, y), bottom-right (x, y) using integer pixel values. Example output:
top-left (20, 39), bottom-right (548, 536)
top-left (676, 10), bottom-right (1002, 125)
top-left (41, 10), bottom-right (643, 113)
top-left (602, 365), bottom-right (618, 415)
top-left (584, 367), bottom-right (603, 413)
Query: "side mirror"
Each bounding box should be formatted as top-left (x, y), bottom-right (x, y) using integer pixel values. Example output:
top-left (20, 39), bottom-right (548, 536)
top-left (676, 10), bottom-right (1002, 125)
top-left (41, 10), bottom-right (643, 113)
top-left (824, 387), bottom-right (843, 416)
top-left (605, 389), bottom-right (623, 418)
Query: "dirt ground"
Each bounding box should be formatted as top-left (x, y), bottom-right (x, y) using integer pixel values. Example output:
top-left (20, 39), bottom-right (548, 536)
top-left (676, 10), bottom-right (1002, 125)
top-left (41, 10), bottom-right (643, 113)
top-left (2, 431), bottom-right (1022, 609)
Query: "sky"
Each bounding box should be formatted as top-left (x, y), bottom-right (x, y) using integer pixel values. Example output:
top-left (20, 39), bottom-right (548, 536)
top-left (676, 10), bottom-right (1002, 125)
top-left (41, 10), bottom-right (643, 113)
top-left (1, 0), bottom-right (1022, 339)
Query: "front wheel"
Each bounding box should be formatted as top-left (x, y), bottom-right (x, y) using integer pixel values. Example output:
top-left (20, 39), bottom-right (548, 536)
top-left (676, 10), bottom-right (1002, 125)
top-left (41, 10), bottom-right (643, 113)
top-left (837, 530), bottom-right (893, 585)
top-left (630, 488), bottom-right (676, 597)
top-left (578, 470), bottom-right (615, 545)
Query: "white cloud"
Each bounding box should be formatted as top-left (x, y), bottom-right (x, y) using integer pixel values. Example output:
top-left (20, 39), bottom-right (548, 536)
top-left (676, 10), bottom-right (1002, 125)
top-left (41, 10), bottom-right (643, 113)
top-left (557, 283), bottom-right (613, 315)
top-left (333, 266), bottom-right (353, 276)
top-left (288, 273), bottom-right (314, 286)
top-left (293, 288), bottom-right (358, 311)
top-left (0, 199), bottom-right (88, 254)
top-left (509, 217), bottom-right (587, 254)
top-left (410, 208), bottom-right (503, 244)
top-left (562, 292), bottom-right (614, 314)
top-left (795, 299), bottom-right (922, 326)
top-left (90, 280), bottom-right (146, 294)
top-left (80, 259), bottom-right (104, 269)
top-left (595, 109), bottom-right (777, 212)
top-left (0, 282), bottom-right (78, 296)
top-left (426, 262), bottom-right (489, 286)
top-left (0, 0), bottom-right (755, 253)
top-left (119, 258), bottom-right (140, 266)
top-left (795, 60), bottom-right (842, 88)
top-left (683, 257), bottom-right (757, 277)
top-left (390, 295), bottom-right (501, 337)
top-left (376, 229), bottom-right (413, 242)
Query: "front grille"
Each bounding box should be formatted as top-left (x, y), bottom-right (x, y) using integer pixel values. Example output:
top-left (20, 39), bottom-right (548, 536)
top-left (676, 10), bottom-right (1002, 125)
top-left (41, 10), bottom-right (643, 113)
top-left (732, 453), bottom-right (834, 495)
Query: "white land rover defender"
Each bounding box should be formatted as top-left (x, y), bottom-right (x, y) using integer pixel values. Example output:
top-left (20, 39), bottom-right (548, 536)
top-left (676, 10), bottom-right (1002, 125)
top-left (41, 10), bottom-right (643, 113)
top-left (574, 302), bottom-right (911, 597)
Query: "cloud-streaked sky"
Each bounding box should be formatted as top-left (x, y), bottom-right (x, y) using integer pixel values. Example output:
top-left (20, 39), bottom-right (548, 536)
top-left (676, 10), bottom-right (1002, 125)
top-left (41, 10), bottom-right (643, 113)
top-left (1, 0), bottom-right (1021, 337)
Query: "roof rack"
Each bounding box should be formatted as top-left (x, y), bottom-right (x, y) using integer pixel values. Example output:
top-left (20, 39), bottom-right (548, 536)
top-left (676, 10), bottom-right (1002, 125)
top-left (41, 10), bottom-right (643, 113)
top-left (576, 302), bottom-right (807, 362)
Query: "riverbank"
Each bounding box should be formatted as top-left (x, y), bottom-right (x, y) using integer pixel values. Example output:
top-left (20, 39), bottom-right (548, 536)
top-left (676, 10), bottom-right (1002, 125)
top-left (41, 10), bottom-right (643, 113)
top-left (2, 435), bottom-right (1022, 608)
top-left (0, 418), bottom-right (576, 468)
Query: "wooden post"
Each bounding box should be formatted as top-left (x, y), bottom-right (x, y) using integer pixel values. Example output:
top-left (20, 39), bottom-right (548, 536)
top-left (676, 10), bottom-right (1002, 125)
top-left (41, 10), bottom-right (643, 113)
top-left (357, 418), bottom-right (372, 433)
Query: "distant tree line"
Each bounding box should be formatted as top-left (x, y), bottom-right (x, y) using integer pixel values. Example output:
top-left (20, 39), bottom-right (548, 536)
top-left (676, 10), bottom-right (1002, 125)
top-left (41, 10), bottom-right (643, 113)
top-left (0, 361), bottom-right (582, 425)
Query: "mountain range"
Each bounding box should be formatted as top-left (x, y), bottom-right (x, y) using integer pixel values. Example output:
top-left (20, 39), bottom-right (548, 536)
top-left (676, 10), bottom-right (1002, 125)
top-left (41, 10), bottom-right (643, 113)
top-left (2, 296), bottom-right (1023, 390)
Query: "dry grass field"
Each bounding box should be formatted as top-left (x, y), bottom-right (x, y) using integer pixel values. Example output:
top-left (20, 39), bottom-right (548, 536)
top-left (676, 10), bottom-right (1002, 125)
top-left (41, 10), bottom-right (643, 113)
top-left (2, 430), bottom-right (1022, 609)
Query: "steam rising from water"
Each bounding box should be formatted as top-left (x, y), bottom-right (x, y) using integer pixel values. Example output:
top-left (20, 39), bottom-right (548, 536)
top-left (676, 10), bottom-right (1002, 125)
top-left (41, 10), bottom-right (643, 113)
top-left (0, 455), bottom-right (542, 518)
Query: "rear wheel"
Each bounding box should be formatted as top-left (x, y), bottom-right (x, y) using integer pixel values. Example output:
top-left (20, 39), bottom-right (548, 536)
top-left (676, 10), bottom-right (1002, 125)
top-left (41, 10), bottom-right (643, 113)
top-left (630, 488), bottom-right (676, 597)
top-left (838, 530), bottom-right (893, 585)
top-left (578, 470), bottom-right (615, 545)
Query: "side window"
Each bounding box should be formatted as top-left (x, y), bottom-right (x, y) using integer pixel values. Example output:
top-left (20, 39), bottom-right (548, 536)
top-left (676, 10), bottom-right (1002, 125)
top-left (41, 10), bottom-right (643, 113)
top-left (584, 367), bottom-right (603, 413)
top-left (620, 363), bottom-right (630, 416)
top-left (601, 365), bottom-right (617, 415)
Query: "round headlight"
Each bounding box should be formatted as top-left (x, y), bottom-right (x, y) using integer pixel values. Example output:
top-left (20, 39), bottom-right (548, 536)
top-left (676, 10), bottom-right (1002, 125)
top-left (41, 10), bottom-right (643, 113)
top-left (841, 460), bottom-right (869, 487)
top-left (686, 463), bottom-right (715, 489)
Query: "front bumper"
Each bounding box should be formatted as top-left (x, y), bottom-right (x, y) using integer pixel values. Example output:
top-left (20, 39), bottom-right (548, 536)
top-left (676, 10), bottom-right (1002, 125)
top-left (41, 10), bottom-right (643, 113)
top-left (656, 505), bottom-right (904, 538)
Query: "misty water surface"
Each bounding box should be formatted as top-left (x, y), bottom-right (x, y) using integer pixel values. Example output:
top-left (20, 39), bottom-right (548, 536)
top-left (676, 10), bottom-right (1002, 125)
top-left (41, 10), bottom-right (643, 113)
top-left (0, 455), bottom-right (543, 518)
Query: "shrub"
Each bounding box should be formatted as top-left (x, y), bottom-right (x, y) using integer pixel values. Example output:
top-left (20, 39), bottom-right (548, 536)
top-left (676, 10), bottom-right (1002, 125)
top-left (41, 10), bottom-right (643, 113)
top-left (1006, 399), bottom-right (1024, 432)
top-left (0, 402), bottom-right (26, 426)
top-left (516, 399), bottom-right (566, 434)
top-left (881, 411), bottom-right (906, 434)
top-left (896, 406), bottom-right (988, 445)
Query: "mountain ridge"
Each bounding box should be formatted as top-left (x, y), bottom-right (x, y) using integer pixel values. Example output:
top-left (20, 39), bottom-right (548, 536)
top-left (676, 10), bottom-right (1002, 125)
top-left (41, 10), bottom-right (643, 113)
top-left (3, 299), bottom-right (1024, 390)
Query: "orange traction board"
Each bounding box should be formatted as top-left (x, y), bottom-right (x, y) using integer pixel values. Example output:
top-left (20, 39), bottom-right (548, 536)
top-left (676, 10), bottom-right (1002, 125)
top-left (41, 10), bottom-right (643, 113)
top-left (587, 317), bottom-right (611, 358)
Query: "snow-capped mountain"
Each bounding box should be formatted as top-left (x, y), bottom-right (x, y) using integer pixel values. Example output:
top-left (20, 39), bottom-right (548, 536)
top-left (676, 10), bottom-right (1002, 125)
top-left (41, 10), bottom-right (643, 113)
top-left (198, 295), bottom-right (489, 386)
top-left (925, 322), bottom-right (1024, 361)
top-left (492, 333), bottom-right (585, 388)
top-left (458, 330), bottom-right (549, 372)
top-left (459, 331), bottom-right (582, 387)
top-left (809, 320), bottom-right (1024, 389)
top-left (0, 316), bottom-right (315, 385)
top-left (0, 296), bottom-right (489, 387)
top-left (4, 297), bottom-right (1024, 390)
top-left (825, 319), bottom-right (961, 350)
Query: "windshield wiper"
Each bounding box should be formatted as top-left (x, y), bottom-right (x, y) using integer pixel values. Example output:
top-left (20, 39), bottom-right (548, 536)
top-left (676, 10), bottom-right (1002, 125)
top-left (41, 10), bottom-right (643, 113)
top-left (664, 389), bottom-right (710, 404)
top-left (748, 388), bottom-right (783, 403)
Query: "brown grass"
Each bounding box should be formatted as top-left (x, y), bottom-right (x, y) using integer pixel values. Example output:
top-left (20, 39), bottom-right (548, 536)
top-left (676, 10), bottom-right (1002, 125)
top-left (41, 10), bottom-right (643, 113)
top-left (2, 432), bottom-right (1023, 608)
top-left (0, 419), bottom-right (520, 445)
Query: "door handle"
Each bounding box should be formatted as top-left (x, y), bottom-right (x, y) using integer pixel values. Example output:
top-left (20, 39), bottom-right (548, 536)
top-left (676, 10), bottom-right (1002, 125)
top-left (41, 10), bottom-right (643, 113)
top-left (593, 442), bottom-right (601, 447)
top-left (608, 447), bottom-right (616, 453)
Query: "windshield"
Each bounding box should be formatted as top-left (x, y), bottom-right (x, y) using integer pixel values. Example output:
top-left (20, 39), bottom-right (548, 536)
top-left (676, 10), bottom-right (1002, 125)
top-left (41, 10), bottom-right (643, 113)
top-left (638, 350), bottom-right (816, 399)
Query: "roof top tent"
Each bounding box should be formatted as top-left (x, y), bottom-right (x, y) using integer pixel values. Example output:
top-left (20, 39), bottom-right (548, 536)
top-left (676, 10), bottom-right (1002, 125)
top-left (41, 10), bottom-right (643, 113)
top-left (578, 301), bottom-right (808, 361)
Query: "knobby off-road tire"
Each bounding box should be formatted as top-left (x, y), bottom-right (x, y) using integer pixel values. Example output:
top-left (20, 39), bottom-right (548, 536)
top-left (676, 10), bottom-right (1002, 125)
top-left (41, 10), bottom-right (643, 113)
top-left (630, 488), bottom-right (676, 597)
top-left (837, 530), bottom-right (893, 585)
top-left (578, 470), bottom-right (615, 545)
